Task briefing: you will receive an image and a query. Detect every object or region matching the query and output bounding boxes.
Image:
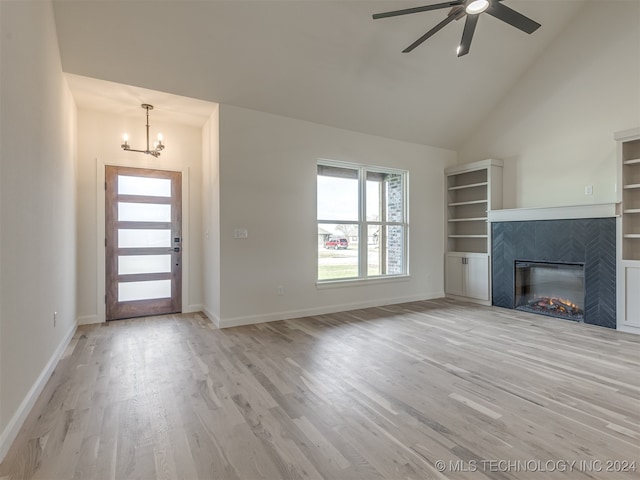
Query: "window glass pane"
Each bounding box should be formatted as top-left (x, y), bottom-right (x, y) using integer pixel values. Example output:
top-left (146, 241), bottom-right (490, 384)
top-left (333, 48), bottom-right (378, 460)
top-left (386, 226), bottom-right (404, 275)
top-left (317, 166), bottom-right (358, 221)
top-left (366, 179), bottom-right (381, 222)
top-left (385, 173), bottom-right (404, 222)
top-left (118, 280), bottom-right (171, 302)
top-left (367, 225), bottom-right (381, 276)
top-left (118, 202), bottom-right (171, 222)
top-left (318, 224), bottom-right (358, 280)
top-left (118, 175), bottom-right (171, 197)
top-left (118, 229), bottom-right (171, 248)
top-left (118, 255), bottom-right (171, 275)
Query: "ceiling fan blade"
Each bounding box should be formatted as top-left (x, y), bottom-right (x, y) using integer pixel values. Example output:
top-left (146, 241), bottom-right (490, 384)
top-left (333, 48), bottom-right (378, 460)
top-left (403, 11), bottom-right (463, 53)
top-left (457, 14), bottom-right (478, 57)
top-left (373, 1), bottom-right (464, 20)
top-left (485, 1), bottom-right (541, 34)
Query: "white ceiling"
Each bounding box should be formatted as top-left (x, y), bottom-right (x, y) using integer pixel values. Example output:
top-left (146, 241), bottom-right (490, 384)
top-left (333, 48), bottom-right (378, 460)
top-left (53, 0), bottom-right (586, 149)
top-left (65, 74), bottom-right (217, 126)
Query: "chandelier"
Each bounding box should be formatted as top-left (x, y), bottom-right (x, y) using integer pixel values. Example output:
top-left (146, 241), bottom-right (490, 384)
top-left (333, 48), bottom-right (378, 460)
top-left (121, 104), bottom-right (165, 157)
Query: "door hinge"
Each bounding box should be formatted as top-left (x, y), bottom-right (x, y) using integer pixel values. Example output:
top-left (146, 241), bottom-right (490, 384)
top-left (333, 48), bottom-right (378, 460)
top-left (104, 295), bottom-right (107, 304)
top-left (104, 181), bottom-right (107, 190)
top-left (105, 238), bottom-right (107, 247)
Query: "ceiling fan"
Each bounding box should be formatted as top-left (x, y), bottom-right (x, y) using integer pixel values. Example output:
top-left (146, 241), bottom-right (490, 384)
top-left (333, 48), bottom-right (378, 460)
top-left (372, 0), bottom-right (541, 57)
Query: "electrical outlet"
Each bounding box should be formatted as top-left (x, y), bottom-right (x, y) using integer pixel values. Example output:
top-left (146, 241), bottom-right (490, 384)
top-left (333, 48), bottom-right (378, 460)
top-left (277, 285), bottom-right (284, 296)
top-left (53, 311), bottom-right (57, 327)
top-left (584, 185), bottom-right (593, 196)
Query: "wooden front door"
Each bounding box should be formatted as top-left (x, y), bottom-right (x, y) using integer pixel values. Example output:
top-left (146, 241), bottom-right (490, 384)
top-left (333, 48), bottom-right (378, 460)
top-left (106, 166), bottom-right (182, 320)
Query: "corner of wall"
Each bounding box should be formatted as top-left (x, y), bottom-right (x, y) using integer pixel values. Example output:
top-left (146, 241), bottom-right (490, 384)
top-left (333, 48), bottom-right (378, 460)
top-left (202, 106), bottom-right (221, 321)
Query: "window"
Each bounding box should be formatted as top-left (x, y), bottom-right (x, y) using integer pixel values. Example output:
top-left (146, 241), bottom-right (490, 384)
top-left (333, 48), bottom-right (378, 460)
top-left (317, 161), bottom-right (408, 282)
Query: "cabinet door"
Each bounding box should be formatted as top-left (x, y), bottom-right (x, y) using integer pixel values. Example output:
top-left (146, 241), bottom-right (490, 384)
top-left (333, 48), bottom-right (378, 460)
top-left (445, 254), bottom-right (465, 296)
top-left (623, 266), bottom-right (640, 327)
top-left (466, 255), bottom-right (490, 301)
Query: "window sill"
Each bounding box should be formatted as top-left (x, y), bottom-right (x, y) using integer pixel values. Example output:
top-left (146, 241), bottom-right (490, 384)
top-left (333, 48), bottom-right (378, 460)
top-left (316, 275), bottom-right (411, 289)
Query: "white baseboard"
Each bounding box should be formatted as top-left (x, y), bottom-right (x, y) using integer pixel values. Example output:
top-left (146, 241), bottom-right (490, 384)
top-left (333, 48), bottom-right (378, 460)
top-left (0, 322), bottom-right (77, 463)
top-left (77, 314), bottom-right (102, 325)
top-left (617, 324), bottom-right (640, 335)
top-left (184, 304), bottom-right (204, 314)
top-left (217, 292), bottom-right (444, 329)
top-left (78, 306), bottom-right (203, 324)
top-left (444, 293), bottom-right (492, 306)
top-left (202, 306), bottom-right (221, 328)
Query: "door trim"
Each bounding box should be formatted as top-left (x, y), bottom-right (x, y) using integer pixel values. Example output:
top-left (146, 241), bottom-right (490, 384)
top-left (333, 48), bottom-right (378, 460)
top-left (95, 157), bottom-right (191, 324)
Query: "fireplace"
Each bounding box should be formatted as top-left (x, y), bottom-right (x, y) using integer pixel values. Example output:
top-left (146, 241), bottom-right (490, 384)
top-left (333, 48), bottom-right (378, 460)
top-left (514, 261), bottom-right (585, 322)
top-left (492, 218), bottom-right (616, 329)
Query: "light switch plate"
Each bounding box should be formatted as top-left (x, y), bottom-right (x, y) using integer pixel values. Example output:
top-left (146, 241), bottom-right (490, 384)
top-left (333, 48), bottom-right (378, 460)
top-left (234, 228), bottom-right (248, 239)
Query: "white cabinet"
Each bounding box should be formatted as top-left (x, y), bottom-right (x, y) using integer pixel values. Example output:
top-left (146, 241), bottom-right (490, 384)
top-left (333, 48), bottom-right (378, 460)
top-left (445, 253), bottom-right (465, 296)
top-left (620, 265), bottom-right (640, 329)
top-left (444, 159), bottom-right (502, 304)
top-left (616, 127), bottom-right (640, 334)
top-left (445, 252), bottom-right (490, 301)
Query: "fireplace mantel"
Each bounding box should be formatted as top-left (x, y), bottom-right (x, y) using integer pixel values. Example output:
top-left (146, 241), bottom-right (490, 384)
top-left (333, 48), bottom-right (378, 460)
top-left (488, 203), bottom-right (619, 223)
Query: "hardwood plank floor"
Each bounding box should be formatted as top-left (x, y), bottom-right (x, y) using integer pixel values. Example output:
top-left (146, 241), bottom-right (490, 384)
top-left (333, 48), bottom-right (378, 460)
top-left (1, 299), bottom-right (639, 479)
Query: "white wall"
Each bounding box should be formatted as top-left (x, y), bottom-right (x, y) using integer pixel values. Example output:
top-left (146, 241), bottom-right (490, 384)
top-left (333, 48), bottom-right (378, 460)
top-left (0, 0), bottom-right (77, 460)
top-left (458, 0), bottom-right (640, 209)
top-left (210, 105), bottom-right (456, 327)
top-left (76, 109), bottom-right (204, 324)
top-left (202, 107), bottom-right (221, 322)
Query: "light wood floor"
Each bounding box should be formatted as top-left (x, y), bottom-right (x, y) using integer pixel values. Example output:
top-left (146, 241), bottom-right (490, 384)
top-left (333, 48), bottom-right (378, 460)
top-left (2, 299), bottom-right (639, 480)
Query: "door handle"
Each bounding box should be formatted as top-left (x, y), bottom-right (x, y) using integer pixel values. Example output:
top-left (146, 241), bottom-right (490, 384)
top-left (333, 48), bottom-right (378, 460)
top-left (170, 247), bottom-right (180, 252)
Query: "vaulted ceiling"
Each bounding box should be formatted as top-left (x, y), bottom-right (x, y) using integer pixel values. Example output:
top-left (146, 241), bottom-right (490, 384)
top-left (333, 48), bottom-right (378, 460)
top-left (53, 0), bottom-right (586, 150)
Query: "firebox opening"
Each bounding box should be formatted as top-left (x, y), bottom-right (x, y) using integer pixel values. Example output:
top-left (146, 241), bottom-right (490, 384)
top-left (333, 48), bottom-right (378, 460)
top-left (514, 261), bottom-right (585, 322)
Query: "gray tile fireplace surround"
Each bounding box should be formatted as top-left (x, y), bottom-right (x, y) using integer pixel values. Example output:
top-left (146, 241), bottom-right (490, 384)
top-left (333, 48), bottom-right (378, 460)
top-left (491, 218), bottom-right (616, 329)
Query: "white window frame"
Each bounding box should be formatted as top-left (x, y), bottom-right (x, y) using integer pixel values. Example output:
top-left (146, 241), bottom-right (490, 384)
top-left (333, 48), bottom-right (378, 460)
top-left (317, 159), bottom-right (409, 284)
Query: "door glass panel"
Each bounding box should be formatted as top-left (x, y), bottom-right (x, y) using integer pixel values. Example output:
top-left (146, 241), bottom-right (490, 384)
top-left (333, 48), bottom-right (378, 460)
top-left (118, 280), bottom-right (171, 302)
top-left (118, 202), bottom-right (171, 222)
top-left (118, 255), bottom-right (171, 275)
top-left (118, 175), bottom-right (171, 197)
top-left (118, 229), bottom-right (171, 248)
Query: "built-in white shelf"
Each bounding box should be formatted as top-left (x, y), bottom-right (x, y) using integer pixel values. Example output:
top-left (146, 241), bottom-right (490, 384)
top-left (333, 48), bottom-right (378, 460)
top-left (448, 199), bottom-right (488, 207)
top-left (624, 184), bottom-right (640, 190)
top-left (448, 217), bottom-right (488, 222)
top-left (624, 234), bottom-right (640, 239)
top-left (624, 209), bottom-right (640, 214)
top-left (623, 158), bottom-right (640, 165)
top-left (448, 234), bottom-right (488, 239)
top-left (448, 182), bottom-right (488, 191)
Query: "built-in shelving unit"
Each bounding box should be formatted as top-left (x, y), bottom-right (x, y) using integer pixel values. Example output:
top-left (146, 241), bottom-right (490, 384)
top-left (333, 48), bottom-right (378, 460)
top-left (621, 144), bottom-right (640, 260)
top-left (615, 127), bottom-right (640, 333)
top-left (444, 159), bottom-right (503, 304)
top-left (445, 159), bottom-right (503, 254)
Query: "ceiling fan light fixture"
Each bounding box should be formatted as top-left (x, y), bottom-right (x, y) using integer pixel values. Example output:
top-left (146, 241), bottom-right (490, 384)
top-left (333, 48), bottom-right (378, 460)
top-left (465, 0), bottom-right (490, 15)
